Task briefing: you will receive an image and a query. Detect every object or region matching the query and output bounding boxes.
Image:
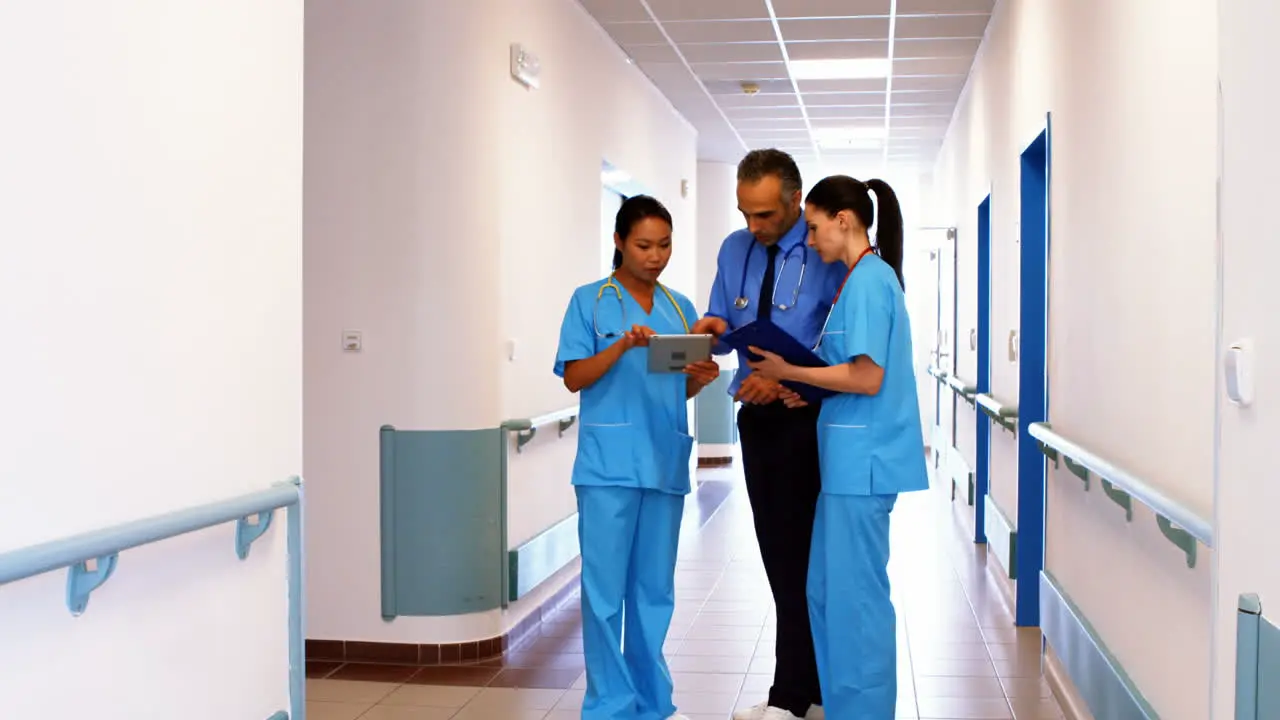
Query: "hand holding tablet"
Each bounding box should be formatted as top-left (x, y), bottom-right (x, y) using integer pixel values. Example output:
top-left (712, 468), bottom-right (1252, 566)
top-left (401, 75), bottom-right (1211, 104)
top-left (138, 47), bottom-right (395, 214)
top-left (647, 333), bottom-right (714, 373)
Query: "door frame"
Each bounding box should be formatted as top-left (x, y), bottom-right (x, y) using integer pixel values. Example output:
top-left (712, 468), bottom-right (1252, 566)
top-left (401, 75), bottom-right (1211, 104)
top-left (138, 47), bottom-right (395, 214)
top-left (1014, 113), bottom-right (1052, 627)
top-left (975, 192), bottom-right (993, 545)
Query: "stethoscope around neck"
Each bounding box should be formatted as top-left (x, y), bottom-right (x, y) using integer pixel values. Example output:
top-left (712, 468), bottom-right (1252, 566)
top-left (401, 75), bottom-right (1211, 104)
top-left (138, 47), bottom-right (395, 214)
top-left (733, 242), bottom-right (807, 312)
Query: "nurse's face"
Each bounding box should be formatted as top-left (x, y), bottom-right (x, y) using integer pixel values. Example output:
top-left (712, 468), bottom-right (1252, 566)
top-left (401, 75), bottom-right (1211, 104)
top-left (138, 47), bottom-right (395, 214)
top-left (615, 216), bottom-right (673, 283)
top-left (804, 205), bottom-right (856, 264)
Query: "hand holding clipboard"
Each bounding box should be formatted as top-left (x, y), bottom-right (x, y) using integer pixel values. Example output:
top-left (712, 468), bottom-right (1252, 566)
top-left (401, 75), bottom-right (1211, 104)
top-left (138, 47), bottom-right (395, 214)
top-left (718, 320), bottom-right (836, 404)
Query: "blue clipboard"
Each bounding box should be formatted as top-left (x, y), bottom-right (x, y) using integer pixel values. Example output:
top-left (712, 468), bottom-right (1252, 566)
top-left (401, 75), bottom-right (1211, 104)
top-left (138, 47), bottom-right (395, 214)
top-left (719, 320), bottom-right (837, 403)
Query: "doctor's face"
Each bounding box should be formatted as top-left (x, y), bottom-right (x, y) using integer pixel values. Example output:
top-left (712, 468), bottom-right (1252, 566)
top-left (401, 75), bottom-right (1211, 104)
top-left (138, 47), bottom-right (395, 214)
top-left (615, 216), bottom-right (673, 283)
top-left (737, 175), bottom-right (802, 246)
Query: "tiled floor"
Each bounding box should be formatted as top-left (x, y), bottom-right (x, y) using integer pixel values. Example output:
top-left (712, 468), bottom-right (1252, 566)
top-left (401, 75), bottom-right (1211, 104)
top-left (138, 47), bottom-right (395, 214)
top-left (307, 461), bottom-right (1066, 719)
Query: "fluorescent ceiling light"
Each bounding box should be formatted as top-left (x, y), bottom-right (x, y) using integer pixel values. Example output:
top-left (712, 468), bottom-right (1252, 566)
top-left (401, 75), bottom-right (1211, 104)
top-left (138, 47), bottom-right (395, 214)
top-left (787, 58), bottom-right (891, 81)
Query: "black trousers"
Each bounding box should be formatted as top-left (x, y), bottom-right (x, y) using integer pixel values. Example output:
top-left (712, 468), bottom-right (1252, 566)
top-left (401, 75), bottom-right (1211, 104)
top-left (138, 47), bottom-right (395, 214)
top-left (737, 400), bottom-right (823, 716)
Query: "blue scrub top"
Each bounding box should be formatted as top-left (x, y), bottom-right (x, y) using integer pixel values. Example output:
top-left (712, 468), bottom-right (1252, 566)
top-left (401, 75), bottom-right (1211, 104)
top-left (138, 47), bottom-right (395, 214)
top-left (554, 278), bottom-right (699, 496)
top-left (813, 254), bottom-right (929, 496)
top-left (704, 214), bottom-right (848, 396)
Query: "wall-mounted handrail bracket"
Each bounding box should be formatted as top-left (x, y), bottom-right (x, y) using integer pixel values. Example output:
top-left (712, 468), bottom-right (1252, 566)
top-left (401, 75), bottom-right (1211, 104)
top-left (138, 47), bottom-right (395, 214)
top-left (1063, 456), bottom-right (1090, 490)
top-left (501, 405), bottom-right (579, 454)
top-left (66, 553), bottom-right (119, 616)
top-left (515, 428), bottom-right (537, 452)
top-left (1036, 439), bottom-right (1060, 468)
top-left (1100, 479), bottom-right (1134, 521)
top-left (558, 416), bottom-right (577, 437)
top-left (235, 510), bottom-right (275, 560)
top-left (1156, 515), bottom-right (1198, 568)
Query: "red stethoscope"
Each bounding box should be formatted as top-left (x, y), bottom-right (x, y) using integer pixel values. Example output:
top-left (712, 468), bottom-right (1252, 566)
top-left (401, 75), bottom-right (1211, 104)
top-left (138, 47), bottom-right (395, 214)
top-left (814, 245), bottom-right (877, 350)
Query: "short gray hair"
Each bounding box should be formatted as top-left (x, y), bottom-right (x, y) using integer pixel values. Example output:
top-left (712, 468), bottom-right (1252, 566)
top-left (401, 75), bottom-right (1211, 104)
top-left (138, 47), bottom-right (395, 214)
top-left (737, 149), bottom-right (803, 201)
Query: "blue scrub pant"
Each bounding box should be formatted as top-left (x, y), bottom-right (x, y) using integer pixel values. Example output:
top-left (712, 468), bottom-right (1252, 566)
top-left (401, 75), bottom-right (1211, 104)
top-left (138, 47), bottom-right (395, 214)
top-left (576, 485), bottom-right (685, 720)
top-left (807, 493), bottom-right (899, 720)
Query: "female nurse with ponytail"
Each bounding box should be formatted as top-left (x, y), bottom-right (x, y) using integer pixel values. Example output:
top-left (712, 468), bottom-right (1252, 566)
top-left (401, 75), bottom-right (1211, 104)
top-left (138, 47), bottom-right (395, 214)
top-left (746, 176), bottom-right (928, 720)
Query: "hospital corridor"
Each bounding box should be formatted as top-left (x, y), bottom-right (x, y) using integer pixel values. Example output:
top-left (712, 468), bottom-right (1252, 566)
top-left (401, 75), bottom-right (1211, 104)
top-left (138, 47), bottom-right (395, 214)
top-left (304, 470), bottom-right (1063, 720)
top-left (2, 0), bottom-right (1280, 720)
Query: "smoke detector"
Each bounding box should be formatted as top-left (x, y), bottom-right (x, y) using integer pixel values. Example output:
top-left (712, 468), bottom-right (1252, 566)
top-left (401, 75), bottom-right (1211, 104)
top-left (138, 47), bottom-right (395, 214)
top-left (740, 81), bottom-right (760, 95)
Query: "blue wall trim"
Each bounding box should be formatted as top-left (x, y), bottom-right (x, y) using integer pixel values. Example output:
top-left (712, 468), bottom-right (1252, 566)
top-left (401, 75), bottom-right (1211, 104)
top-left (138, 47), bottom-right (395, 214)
top-left (1016, 119), bottom-right (1051, 626)
top-left (974, 194), bottom-right (993, 545)
top-left (380, 426), bottom-right (504, 617)
top-left (1040, 571), bottom-right (1158, 720)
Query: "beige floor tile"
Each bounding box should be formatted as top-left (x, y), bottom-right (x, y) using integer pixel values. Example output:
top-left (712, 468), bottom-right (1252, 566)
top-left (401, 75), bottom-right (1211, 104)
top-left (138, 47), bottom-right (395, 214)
top-left (304, 701), bottom-right (373, 720)
top-left (379, 684), bottom-right (482, 708)
top-left (306, 679), bottom-right (398, 704)
top-left (359, 706), bottom-right (458, 720)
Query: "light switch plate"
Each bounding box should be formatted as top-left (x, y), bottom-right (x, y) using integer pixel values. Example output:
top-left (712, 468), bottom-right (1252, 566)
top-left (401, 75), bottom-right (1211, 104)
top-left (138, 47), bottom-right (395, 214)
top-left (342, 330), bottom-right (362, 353)
top-left (1008, 330), bottom-right (1019, 362)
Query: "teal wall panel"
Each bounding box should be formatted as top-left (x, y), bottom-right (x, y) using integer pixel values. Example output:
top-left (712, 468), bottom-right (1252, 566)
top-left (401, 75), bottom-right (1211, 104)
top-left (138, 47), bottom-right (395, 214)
top-left (695, 373), bottom-right (737, 445)
top-left (509, 512), bottom-right (580, 602)
top-left (1040, 571), bottom-right (1157, 720)
top-left (1236, 593), bottom-right (1280, 720)
top-left (984, 495), bottom-right (1018, 580)
top-left (380, 426), bottom-right (503, 617)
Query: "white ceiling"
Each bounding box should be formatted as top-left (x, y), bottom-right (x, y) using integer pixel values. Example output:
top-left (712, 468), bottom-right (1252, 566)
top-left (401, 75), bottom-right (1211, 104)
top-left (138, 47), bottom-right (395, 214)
top-left (578, 0), bottom-right (993, 175)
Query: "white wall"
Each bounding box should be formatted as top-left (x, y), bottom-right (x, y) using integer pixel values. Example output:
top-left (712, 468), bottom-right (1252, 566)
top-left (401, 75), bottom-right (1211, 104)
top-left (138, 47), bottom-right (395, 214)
top-left (0, 2), bottom-right (302, 717)
top-left (927, 0), bottom-right (1218, 716)
top-left (1212, 0), bottom-right (1280, 715)
top-left (304, 0), bottom-right (698, 644)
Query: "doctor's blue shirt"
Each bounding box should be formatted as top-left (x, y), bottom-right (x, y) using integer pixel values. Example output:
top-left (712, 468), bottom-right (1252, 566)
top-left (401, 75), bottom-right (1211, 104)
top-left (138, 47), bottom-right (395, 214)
top-left (553, 278), bottom-right (698, 496)
top-left (705, 214), bottom-right (847, 396)
top-left (814, 254), bottom-right (929, 496)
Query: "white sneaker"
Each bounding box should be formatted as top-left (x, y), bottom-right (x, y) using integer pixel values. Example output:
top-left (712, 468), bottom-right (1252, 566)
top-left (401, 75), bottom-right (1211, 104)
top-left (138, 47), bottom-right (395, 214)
top-left (805, 706), bottom-right (825, 720)
top-left (732, 702), bottom-right (803, 720)
top-left (667, 715), bottom-right (691, 720)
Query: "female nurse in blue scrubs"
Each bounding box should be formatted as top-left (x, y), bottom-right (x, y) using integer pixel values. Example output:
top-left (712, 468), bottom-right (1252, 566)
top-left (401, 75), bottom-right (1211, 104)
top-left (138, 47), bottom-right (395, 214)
top-left (554, 194), bottom-right (720, 720)
top-left (746, 175), bottom-right (929, 720)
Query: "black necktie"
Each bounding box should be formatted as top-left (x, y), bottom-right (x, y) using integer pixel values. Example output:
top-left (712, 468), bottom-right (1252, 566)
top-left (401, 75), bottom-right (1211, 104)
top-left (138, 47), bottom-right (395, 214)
top-left (757, 244), bottom-right (780, 322)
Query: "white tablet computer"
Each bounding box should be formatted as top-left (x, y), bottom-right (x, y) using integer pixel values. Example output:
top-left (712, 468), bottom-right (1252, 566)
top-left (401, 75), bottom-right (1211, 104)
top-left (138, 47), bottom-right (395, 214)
top-left (648, 334), bottom-right (714, 373)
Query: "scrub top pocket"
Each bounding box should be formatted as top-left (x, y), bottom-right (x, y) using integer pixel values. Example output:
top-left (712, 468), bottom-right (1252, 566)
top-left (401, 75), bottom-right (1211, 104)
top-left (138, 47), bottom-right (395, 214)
top-left (575, 423), bottom-right (640, 487)
top-left (817, 423), bottom-right (873, 495)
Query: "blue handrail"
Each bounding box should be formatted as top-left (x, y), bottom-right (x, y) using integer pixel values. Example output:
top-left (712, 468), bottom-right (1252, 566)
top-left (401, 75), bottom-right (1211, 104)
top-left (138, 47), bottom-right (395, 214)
top-left (1028, 422), bottom-right (1212, 554)
top-left (0, 478), bottom-right (305, 720)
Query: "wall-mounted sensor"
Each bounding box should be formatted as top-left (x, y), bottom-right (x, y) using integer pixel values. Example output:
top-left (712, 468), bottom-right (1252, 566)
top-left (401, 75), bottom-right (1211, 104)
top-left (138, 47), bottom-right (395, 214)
top-left (1225, 338), bottom-right (1254, 407)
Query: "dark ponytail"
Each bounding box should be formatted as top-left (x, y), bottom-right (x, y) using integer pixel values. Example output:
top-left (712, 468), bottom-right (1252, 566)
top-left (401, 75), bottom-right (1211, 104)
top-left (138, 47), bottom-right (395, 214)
top-left (865, 179), bottom-right (904, 290)
top-left (804, 175), bottom-right (906, 290)
top-left (611, 194), bottom-right (672, 272)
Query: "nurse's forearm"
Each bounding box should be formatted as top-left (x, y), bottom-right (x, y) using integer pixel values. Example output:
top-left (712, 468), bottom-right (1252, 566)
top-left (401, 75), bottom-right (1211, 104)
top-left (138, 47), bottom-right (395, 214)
top-left (562, 342), bottom-right (628, 393)
top-left (784, 357), bottom-right (884, 395)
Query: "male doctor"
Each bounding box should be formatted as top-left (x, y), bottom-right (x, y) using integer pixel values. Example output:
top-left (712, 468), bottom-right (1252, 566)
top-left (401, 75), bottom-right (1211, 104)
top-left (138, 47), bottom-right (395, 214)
top-left (690, 149), bottom-right (846, 720)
